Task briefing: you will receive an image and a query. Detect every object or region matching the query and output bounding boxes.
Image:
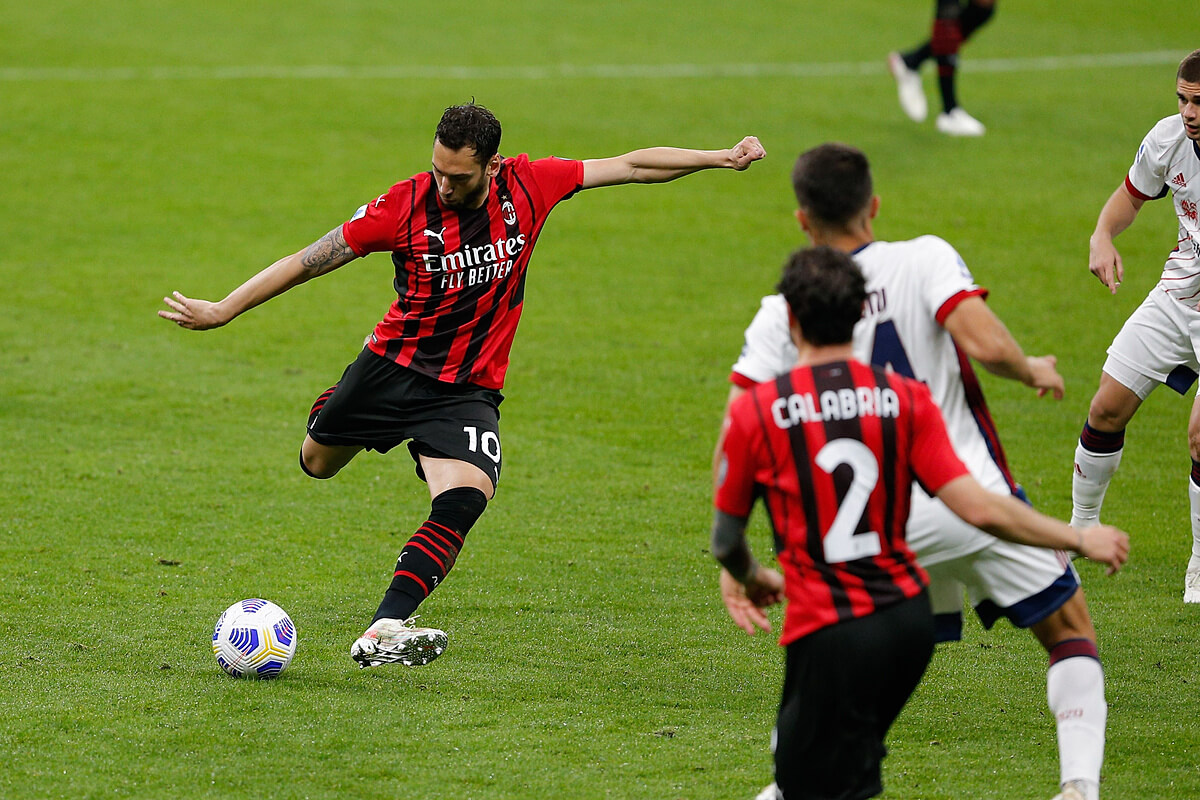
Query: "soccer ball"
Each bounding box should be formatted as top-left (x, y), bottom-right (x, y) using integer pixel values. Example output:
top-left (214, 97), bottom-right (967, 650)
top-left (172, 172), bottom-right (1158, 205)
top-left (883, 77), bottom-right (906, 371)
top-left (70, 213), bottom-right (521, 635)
top-left (212, 598), bottom-right (297, 678)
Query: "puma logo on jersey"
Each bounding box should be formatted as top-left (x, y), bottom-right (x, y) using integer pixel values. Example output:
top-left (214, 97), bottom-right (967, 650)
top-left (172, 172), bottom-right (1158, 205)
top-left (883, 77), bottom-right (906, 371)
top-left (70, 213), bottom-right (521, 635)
top-left (424, 227), bottom-right (447, 245)
top-left (1172, 172), bottom-right (1188, 189)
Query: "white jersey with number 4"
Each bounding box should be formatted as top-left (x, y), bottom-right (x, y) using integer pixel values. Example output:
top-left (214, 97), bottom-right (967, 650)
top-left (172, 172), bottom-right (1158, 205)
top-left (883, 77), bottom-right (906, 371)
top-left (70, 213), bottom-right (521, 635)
top-left (730, 235), bottom-right (1017, 500)
top-left (1126, 115), bottom-right (1200, 306)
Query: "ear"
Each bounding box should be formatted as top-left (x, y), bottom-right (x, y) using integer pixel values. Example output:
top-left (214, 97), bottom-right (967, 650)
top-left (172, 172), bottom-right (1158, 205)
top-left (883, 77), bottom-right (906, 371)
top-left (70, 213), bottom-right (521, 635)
top-left (794, 208), bottom-right (813, 237)
top-left (868, 195), bottom-right (880, 220)
top-left (485, 154), bottom-right (502, 179)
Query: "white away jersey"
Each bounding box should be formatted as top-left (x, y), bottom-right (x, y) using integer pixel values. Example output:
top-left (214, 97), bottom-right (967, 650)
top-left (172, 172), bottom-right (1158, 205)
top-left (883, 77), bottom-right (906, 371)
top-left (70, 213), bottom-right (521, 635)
top-left (729, 236), bottom-right (1016, 495)
top-left (729, 294), bottom-right (797, 387)
top-left (1126, 115), bottom-right (1200, 306)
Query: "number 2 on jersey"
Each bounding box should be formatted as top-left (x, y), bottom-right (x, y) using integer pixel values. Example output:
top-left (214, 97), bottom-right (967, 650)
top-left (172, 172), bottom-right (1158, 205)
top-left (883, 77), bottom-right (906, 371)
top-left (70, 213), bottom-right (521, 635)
top-left (815, 438), bottom-right (882, 563)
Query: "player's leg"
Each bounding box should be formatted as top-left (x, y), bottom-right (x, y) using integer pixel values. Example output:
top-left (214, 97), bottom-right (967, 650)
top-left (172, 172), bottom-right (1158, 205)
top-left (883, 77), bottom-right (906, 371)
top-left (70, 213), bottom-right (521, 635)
top-left (1029, 592), bottom-right (1105, 800)
top-left (1071, 371), bottom-right (1141, 528)
top-left (1075, 291), bottom-right (1198, 530)
top-left (300, 349), bottom-right (395, 478)
top-left (1184, 392), bottom-right (1200, 601)
top-left (369, 456), bottom-right (493, 624)
top-left (927, 0), bottom-right (988, 135)
top-left (957, 537), bottom-right (1104, 800)
top-left (352, 393), bottom-right (502, 668)
top-left (299, 435), bottom-right (362, 478)
top-left (888, 1), bottom-right (947, 123)
top-left (959, 0), bottom-right (996, 43)
top-left (774, 593), bottom-right (934, 800)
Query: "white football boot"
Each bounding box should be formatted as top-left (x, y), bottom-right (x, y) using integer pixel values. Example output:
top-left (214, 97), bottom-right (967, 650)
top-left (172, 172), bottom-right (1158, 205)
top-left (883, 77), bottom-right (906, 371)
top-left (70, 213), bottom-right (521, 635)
top-left (1051, 779), bottom-right (1091, 800)
top-left (887, 52), bottom-right (928, 122)
top-left (936, 107), bottom-right (986, 137)
top-left (1184, 566), bottom-right (1200, 603)
top-left (753, 783), bottom-right (781, 800)
top-left (350, 617), bottom-right (448, 668)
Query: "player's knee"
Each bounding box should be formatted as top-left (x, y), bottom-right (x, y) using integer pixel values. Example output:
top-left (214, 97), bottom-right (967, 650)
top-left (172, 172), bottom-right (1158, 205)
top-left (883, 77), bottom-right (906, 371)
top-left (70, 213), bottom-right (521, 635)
top-left (1032, 591), bottom-right (1096, 650)
top-left (1087, 395), bottom-right (1133, 432)
top-left (1188, 430), bottom-right (1200, 462)
top-left (299, 449), bottom-right (338, 480)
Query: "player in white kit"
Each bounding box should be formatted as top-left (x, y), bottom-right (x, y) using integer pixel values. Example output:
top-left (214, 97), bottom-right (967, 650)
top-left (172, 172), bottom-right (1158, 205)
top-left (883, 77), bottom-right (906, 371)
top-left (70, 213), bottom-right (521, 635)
top-left (1072, 49), bottom-right (1200, 603)
top-left (730, 144), bottom-right (1111, 800)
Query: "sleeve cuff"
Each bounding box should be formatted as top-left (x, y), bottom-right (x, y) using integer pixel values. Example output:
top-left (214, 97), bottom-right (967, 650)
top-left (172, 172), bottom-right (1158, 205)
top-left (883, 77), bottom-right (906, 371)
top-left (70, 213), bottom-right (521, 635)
top-left (341, 221), bottom-right (369, 257)
top-left (730, 371), bottom-right (760, 389)
top-left (935, 287), bottom-right (989, 326)
top-left (1124, 175), bottom-right (1158, 202)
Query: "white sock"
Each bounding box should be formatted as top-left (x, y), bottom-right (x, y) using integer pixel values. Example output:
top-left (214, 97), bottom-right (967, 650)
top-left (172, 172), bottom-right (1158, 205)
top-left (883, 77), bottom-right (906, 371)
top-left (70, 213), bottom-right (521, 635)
top-left (1189, 479), bottom-right (1200, 568)
top-left (1072, 442), bottom-right (1122, 528)
top-left (1047, 652), bottom-right (1105, 797)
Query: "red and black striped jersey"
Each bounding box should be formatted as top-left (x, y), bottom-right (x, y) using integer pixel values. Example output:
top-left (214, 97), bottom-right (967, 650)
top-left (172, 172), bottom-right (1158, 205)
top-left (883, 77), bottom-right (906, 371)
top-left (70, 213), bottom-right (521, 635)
top-left (715, 358), bottom-right (968, 645)
top-left (342, 154), bottom-right (584, 389)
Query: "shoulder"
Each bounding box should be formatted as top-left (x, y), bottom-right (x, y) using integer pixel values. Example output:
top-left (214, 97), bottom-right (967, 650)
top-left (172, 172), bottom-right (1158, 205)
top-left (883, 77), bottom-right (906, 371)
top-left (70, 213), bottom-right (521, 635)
top-left (1148, 114), bottom-right (1184, 142)
top-left (862, 236), bottom-right (968, 278)
top-left (860, 235), bottom-right (959, 263)
top-left (905, 234), bottom-right (960, 259)
top-left (509, 154), bottom-right (583, 173)
top-left (381, 173), bottom-right (426, 203)
top-left (1137, 116), bottom-right (1186, 161)
top-left (757, 293), bottom-right (789, 322)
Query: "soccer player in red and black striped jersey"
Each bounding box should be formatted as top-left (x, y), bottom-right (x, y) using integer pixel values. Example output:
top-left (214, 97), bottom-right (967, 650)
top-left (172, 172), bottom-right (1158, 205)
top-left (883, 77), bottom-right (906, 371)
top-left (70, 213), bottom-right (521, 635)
top-left (159, 102), bottom-right (765, 668)
top-left (713, 247), bottom-right (1128, 800)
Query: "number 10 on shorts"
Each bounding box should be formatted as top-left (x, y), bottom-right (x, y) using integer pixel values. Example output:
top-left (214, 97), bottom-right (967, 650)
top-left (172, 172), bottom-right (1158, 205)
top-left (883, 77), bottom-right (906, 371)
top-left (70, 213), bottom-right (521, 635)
top-left (463, 426), bottom-right (502, 463)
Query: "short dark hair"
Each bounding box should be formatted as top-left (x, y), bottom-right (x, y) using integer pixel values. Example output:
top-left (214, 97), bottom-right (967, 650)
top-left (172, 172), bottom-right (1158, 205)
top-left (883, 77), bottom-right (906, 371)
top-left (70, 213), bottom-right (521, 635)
top-left (435, 102), bottom-right (502, 164)
top-left (1179, 50), bottom-right (1200, 84)
top-left (791, 143), bottom-right (873, 228)
top-left (776, 246), bottom-right (867, 347)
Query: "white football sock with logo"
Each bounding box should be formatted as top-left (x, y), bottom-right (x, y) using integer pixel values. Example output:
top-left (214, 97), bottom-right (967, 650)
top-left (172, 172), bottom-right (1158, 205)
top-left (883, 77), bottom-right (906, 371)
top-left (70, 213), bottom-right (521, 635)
top-left (1048, 655), bottom-right (1105, 800)
top-left (1189, 480), bottom-right (1200, 569)
top-left (1071, 444), bottom-right (1122, 528)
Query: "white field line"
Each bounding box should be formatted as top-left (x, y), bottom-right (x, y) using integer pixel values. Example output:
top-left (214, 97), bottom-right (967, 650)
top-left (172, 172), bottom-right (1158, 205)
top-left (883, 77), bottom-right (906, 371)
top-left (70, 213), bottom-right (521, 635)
top-left (0, 51), bottom-right (1184, 83)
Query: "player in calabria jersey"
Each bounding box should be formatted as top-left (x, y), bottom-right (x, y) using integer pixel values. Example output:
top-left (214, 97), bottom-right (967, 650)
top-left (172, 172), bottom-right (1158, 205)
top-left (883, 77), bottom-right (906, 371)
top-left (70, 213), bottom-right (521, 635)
top-left (159, 102), bottom-right (765, 668)
top-left (1072, 49), bottom-right (1200, 604)
top-left (723, 144), bottom-right (1117, 800)
top-left (714, 246), bottom-right (1128, 800)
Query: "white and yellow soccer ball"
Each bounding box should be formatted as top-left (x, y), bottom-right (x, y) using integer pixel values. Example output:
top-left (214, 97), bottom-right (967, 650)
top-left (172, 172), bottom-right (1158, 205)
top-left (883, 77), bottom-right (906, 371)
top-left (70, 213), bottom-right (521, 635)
top-left (212, 599), bottom-right (297, 678)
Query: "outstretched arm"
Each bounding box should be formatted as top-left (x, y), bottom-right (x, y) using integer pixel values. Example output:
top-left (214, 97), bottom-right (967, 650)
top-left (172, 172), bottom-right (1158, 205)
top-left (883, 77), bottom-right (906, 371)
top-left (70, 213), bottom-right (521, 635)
top-left (942, 295), bottom-right (1064, 399)
top-left (935, 475), bottom-right (1130, 574)
top-left (1089, 182), bottom-right (1145, 295)
top-left (581, 135), bottom-right (765, 189)
top-left (158, 226), bottom-right (358, 330)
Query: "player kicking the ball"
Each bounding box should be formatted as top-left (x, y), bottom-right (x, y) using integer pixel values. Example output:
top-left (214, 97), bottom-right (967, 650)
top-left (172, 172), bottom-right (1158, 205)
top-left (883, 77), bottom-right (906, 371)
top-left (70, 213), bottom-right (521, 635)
top-left (1071, 49), bottom-right (1200, 604)
top-left (721, 144), bottom-right (1119, 800)
top-left (160, 102), bottom-right (765, 668)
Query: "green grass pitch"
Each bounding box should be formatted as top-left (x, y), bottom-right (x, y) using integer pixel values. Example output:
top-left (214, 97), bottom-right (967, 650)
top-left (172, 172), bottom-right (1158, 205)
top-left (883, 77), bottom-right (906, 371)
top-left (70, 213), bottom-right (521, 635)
top-left (2, 1), bottom-right (1198, 797)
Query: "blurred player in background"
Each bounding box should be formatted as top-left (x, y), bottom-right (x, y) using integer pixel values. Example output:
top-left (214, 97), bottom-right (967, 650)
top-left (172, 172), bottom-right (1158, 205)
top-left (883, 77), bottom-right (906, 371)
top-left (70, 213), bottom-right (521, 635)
top-left (721, 144), bottom-right (1117, 800)
top-left (713, 246), bottom-right (1128, 800)
top-left (160, 101), bottom-right (765, 669)
top-left (1072, 49), bottom-right (1200, 604)
top-left (887, 0), bottom-right (996, 136)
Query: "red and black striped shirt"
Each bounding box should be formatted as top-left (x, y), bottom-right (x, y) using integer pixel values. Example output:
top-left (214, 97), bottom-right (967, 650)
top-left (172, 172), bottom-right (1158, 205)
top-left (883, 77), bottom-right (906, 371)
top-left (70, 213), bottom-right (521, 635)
top-left (342, 154), bottom-right (584, 389)
top-left (716, 359), bottom-right (967, 645)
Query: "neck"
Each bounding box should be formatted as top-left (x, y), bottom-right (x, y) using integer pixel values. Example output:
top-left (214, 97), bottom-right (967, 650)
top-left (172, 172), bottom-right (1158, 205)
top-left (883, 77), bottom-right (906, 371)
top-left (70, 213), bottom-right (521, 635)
top-left (797, 342), bottom-right (854, 367)
top-left (808, 217), bottom-right (873, 254)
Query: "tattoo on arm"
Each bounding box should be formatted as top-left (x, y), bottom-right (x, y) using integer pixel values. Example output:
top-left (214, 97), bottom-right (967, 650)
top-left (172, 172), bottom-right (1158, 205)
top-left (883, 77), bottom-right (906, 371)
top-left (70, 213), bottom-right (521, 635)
top-left (301, 227), bottom-right (357, 275)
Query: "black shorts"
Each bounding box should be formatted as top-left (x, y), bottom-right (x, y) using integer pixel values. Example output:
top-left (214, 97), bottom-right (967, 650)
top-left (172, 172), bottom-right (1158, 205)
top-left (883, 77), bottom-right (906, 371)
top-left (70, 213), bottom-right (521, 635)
top-left (774, 591), bottom-right (934, 800)
top-left (307, 348), bottom-right (504, 488)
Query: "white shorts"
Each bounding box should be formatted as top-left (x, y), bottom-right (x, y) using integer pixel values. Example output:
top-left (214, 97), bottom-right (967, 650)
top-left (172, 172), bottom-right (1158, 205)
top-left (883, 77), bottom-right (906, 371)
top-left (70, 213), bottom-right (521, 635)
top-left (1103, 286), bottom-right (1200, 400)
top-left (908, 488), bottom-right (1079, 642)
